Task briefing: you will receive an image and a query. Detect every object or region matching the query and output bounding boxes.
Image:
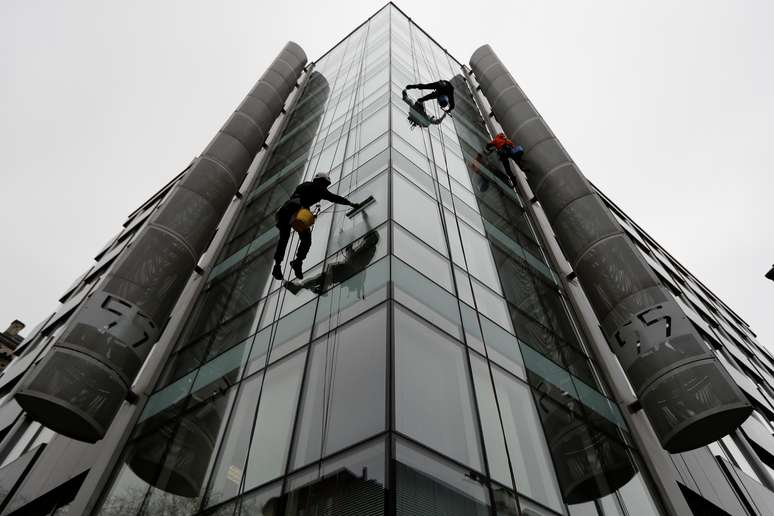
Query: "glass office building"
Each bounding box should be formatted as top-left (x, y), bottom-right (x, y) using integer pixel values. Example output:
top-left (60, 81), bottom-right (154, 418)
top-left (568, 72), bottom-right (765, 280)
top-left (0, 4), bottom-right (773, 515)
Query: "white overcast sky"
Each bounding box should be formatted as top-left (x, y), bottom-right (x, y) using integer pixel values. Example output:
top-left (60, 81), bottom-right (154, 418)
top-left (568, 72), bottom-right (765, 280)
top-left (1, 1), bottom-right (772, 349)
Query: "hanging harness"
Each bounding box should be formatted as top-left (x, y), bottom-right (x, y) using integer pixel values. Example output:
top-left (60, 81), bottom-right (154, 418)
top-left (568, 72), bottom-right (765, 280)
top-left (290, 206), bottom-right (317, 232)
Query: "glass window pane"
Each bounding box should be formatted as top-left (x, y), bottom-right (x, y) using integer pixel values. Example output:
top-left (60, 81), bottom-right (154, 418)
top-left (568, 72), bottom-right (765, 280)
top-left (617, 473), bottom-right (661, 516)
top-left (191, 337), bottom-right (253, 395)
top-left (518, 496), bottom-right (563, 516)
top-left (445, 150), bottom-right (475, 191)
top-left (392, 257), bottom-right (462, 340)
top-left (460, 302), bottom-right (485, 355)
top-left (237, 481), bottom-right (281, 516)
top-left (292, 306), bottom-right (387, 468)
top-left (470, 355), bottom-right (512, 487)
top-left (313, 255), bottom-right (389, 337)
top-left (341, 147), bottom-right (389, 185)
top-left (207, 308), bottom-right (259, 361)
top-left (444, 209), bottom-right (467, 267)
top-left (395, 306), bottom-right (482, 469)
top-left (242, 326), bottom-right (272, 378)
top-left (454, 266), bottom-right (475, 306)
top-left (98, 463), bottom-right (148, 515)
top-left (395, 439), bottom-right (490, 516)
top-left (481, 315), bottom-right (526, 380)
top-left (206, 373), bottom-right (264, 507)
top-left (568, 501), bottom-right (600, 516)
top-left (392, 172), bottom-right (447, 254)
top-left (599, 493), bottom-right (627, 516)
top-left (133, 387), bottom-right (234, 514)
top-left (458, 221), bottom-right (500, 292)
top-left (244, 350), bottom-right (307, 491)
top-left (392, 133), bottom-right (428, 172)
top-left (357, 131), bottom-right (389, 166)
top-left (269, 299), bottom-right (316, 363)
top-left (286, 438), bottom-right (386, 515)
top-left (392, 149), bottom-right (435, 198)
top-left (492, 366), bottom-right (564, 512)
top-left (140, 371), bottom-right (196, 426)
top-left (393, 223), bottom-right (453, 291)
top-left (359, 105), bottom-right (388, 144)
top-left (472, 279), bottom-right (512, 332)
top-left (328, 171), bottom-right (389, 256)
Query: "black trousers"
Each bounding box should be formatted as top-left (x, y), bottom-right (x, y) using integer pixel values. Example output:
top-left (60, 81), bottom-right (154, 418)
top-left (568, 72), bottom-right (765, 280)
top-left (274, 200), bottom-right (312, 264)
top-left (417, 90), bottom-right (442, 104)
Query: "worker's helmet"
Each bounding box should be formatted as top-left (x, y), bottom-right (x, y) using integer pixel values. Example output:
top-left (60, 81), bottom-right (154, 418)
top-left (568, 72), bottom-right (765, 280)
top-left (313, 172), bottom-right (331, 185)
top-left (437, 95), bottom-right (449, 108)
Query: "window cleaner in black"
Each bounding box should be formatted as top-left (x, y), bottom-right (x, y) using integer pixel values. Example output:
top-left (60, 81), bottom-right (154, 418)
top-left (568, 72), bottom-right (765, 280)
top-left (405, 80), bottom-right (456, 113)
top-left (272, 172), bottom-right (365, 281)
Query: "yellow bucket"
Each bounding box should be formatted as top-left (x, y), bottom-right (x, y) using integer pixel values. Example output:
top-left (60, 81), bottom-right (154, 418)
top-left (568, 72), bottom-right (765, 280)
top-left (291, 208), bottom-right (315, 232)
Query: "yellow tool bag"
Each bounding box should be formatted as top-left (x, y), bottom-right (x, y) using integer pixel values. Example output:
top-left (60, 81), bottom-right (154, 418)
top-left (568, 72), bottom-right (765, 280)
top-left (291, 207), bottom-right (316, 232)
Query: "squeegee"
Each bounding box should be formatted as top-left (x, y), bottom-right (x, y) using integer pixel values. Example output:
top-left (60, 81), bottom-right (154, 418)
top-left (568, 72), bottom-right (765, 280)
top-left (346, 195), bottom-right (375, 218)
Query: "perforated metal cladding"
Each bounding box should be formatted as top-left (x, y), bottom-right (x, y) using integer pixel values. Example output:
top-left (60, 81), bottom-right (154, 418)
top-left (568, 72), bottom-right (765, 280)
top-left (552, 194), bottom-right (621, 267)
top-left (471, 45), bottom-right (751, 452)
top-left (533, 163), bottom-right (593, 222)
top-left (573, 235), bottom-right (661, 319)
top-left (640, 361), bottom-right (753, 452)
top-left (15, 348), bottom-right (126, 442)
top-left (153, 186), bottom-right (220, 256)
top-left (16, 42), bottom-right (307, 442)
top-left (178, 157), bottom-right (236, 215)
top-left (104, 226), bottom-right (197, 323)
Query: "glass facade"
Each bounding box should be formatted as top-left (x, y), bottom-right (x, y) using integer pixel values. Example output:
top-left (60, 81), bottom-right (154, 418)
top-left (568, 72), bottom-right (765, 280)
top-left (95, 6), bottom-right (664, 516)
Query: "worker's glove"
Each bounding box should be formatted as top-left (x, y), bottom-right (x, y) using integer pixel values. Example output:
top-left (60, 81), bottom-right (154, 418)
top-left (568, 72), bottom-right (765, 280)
top-left (405, 84), bottom-right (417, 90)
top-left (350, 201), bottom-right (362, 210)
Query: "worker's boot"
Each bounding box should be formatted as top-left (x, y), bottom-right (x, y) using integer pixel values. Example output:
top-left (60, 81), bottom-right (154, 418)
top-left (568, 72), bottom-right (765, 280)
top-left (290, 259), bottom-right (304, 280)
top-left (272, 262), bottom-right (283, 280)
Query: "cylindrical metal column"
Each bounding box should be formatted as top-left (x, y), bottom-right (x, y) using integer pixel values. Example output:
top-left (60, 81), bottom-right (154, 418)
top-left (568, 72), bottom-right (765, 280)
top-left (470, 45), bottom-right (751, 454)
top-left (15, 42), bottom-right (307, 443)
top-left (462, 65), bottom-right (693, 516)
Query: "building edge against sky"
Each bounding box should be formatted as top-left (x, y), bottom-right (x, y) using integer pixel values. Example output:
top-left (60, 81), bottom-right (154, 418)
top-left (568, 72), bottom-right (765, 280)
top-left (0, 3), bottom-right (772, 515)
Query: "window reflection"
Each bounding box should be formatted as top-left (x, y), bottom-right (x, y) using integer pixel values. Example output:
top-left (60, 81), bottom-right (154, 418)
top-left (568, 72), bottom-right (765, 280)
top-left (395, 439), bottom-right (489, 516)
top-left (205, 373), bottom-right (264, 507)
top-left (392, 172), bottom-right (447, 254)
top-left (392, 257), bottom-right (462, 340)
top-left (328, 170), bottom-right (388, 257)
top-left (470, 355), bottom-right (512, 487)
top-left (394, 306), bottom-right (482, 469)
top-left (243, 350), bottom-right (307, 492)
top-left (285, 439), bottom-right (386, 516)
top-left (313, 256), bottom-right (389, 337)
top-left (126, 386), bottom-right (237, 510)
top-left (292, 306), bottom-right (386, 469)
top-left (491, 365), bottom-right (564, 512)
top-left (393, 223), bottom-right (453, 291)
top-left (532, 386), bottom-right (638, 507)
top-left (287, 223), bottom-right (385, 298)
